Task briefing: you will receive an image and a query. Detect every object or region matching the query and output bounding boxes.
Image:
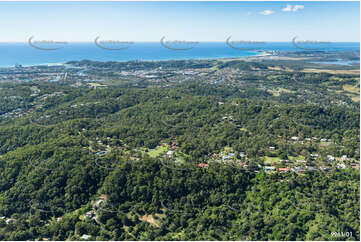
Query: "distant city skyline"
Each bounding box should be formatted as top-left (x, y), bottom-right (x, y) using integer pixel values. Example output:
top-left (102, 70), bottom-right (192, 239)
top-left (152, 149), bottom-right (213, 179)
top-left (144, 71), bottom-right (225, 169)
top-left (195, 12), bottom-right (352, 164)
top-left (0, 1), bottom-right (359, 42)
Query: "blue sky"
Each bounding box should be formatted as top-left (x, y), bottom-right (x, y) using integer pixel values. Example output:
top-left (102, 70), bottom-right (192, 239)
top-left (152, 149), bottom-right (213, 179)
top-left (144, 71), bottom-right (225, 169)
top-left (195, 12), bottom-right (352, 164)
top-left (0, 1), bottom-right (359, 42)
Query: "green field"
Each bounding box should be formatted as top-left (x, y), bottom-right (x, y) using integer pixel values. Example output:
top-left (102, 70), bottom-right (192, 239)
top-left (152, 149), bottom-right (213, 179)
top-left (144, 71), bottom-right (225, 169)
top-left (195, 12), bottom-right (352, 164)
top-left (263, 156), bottom-right (281, 164)
top-left (148, 145), bottom-right (169, 157)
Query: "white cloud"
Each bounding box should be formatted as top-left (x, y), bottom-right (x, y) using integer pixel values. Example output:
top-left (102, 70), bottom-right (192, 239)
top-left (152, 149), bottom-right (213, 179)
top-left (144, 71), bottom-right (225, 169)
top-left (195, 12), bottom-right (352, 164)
top-left (293, 5), bottom-right (304, 12)
top-left (259, 10), bottom-right (274, 15)
top-left (282, 4), bottom-right (304, 12)
top-left (282, 4), bottom-right (292, 12)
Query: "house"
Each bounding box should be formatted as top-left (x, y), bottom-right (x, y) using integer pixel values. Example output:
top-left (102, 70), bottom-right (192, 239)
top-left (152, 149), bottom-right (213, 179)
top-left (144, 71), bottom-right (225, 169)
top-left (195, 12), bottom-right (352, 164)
top-left (341, 155), bottom-right (350, 161)
top-left (42, 238), bottom-right (50, 241)
top-left (218, 102), bottom-right (224, 105)
top-left (5, 218), bottom-right (15, 224)
top-left (81, 234), bottom-right (92, 240)
top-left (327, 155), bottom-right (335, 162)
top-left (85, 211), bottom-right (95, 219)
top-left (222, 155), bottom-right (232, 161)
top-left (264, 166), bottom-right (275, 172)
top-left (197, 163), bottom-right (209, 168)
top-left (212, 153), bottom-right (219, 158)
top-left (166, 150), bottom-right (175, 157)
top-left (93, 198), bottom-right (105, 209)
top-left (319, 166), bottom-right (331, 171)
top-left (306, 166), bottom-right (318, 171)
top-left (291, 136), bottom-right (299, 141)
top-left (96, 151), bottom-right (106, 156)
top-left (0, 216), bottom-right (5, 220)
top-left (337, 163), bottom-right (346, 169)
top-left (310, 154), bottom-right (319, 160)
top-left (320, 138), bottom-right (327, 142)
top-left (350, 163), bottom-right (360, 169)
top-left (278, 167), bottom-right (290, 173)
top-left (171, 142), bottom-right (178, 150)
top-left (291, 167), bottom-right (305, 173)
top-left (269, 146), bottom-right (275, 151)
top-left (239, 152), bottom-right (246, 158)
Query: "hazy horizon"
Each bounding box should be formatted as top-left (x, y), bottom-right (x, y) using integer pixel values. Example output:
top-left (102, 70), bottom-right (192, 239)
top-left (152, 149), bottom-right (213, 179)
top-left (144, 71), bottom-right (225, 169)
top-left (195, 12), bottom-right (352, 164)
top-left (0, 1), bottom-right (359, 42)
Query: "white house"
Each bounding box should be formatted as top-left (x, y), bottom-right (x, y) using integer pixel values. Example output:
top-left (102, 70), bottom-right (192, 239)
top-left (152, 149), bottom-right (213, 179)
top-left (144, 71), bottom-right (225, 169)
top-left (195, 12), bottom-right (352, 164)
top-left (341, 155), bottom-right (350, 161)
top-left (337, 163), bottom-right (346, 169)
top-left (327, 155), bottom-right (335, 161)
top-left (5, 218), bottom-right (15, 224)
top-left (166, 150), bottom-right (175, 157)
top-left (93, 199), bottom-right (105, 209)
top-left (81, 234), bottom-right (92, 240)
top-left (291, 136), bottom-right (299, 141)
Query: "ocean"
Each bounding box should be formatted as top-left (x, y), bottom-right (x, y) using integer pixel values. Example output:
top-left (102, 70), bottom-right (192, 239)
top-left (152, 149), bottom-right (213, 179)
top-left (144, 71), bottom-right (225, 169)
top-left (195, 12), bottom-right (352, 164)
top-left (0, 42), bottom-right (359, 67)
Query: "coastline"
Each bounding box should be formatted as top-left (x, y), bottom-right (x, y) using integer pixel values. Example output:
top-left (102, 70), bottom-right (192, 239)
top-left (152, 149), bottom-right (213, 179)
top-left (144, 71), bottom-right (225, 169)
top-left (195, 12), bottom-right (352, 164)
top-left (0, 51), bottom-right (271, 69)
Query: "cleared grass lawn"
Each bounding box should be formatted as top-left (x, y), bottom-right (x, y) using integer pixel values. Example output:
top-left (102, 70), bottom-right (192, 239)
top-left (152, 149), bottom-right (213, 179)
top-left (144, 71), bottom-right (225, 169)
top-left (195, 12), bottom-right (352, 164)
top-left (173, 152), bottom-right (189, 163)
top-left (148, 145), bottom-right (169, 157)
top-left (302, 68), bottom-right (360, 75)
top-left (222, 146), bottom-right (234, 153)
top-left (88, 82), bottom-right (107, 87)
top-left (268, 87), bottom-right (295, 96)
top-left (350, 95), bottom-right (360, 102)
top-left (343, 84), bottom-right (360, 102)
top-left (343, 84), bottom-right (360, 94)
top-left (288, 155), bottom-right (305, 161)
top-left (319, 141), bottom-right (331, 146)
top-left (240, 127), bottom-right (249, 133)
top-left (264, 156), bottom-right (281, 164)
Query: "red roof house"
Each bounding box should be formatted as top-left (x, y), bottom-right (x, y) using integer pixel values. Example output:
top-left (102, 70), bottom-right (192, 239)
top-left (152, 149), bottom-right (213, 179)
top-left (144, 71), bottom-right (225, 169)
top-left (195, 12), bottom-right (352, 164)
top-left (197, 163), bottom-right (209, 168)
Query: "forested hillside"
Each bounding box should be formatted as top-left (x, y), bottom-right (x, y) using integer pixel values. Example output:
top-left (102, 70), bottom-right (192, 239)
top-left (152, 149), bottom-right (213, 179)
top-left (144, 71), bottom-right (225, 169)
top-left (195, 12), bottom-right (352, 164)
top-left (0, 81), bottom-right (359, 240)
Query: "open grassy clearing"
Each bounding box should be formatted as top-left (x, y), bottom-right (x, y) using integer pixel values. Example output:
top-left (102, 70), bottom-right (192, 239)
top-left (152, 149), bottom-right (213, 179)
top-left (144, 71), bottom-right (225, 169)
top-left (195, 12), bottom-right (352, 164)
top-left (148, 145), bottom-right (169, 157)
